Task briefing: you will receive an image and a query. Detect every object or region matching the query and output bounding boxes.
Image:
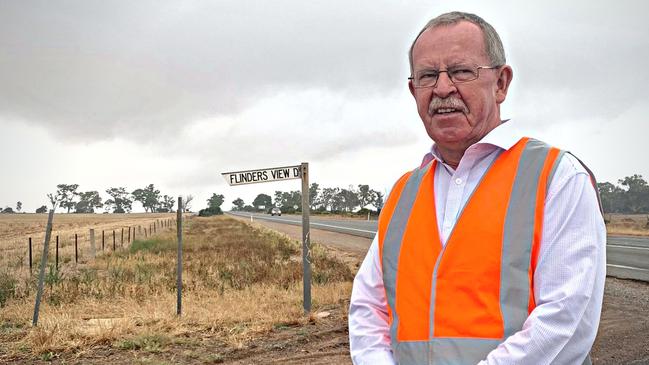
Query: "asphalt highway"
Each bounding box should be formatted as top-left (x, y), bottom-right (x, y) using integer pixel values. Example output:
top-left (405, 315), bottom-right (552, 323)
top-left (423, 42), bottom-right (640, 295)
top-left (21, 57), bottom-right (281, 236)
top-left (227, 211), bottom-right (649, 282)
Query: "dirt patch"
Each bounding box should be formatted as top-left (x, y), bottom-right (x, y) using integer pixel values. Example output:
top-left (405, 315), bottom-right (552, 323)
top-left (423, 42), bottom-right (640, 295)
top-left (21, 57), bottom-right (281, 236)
top-left (592, 278), bottom-right (649, 364)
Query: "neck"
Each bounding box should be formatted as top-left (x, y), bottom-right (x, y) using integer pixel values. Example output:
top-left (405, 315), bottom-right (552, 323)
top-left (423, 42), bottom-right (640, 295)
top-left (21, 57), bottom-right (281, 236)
top-left (437, 146), bottom-right (464, 169)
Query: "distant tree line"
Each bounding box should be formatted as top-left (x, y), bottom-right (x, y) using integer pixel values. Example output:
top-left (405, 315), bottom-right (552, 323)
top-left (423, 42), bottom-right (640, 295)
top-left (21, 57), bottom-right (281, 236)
top-left (598, 174), bottom-right (649, 214)
top-left (3, 184), bottom-right (194, 214)
top-left (229, 183), bottom-right (385, 214)
top-left (1, 201), bottom-right (22, 214)
top-left (7, 175), bottom-right (645, 216)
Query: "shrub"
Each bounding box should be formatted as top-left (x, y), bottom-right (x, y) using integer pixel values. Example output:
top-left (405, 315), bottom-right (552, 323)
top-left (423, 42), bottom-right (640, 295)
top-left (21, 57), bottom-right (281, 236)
top-left (198, 207), bottom-right (223, 217)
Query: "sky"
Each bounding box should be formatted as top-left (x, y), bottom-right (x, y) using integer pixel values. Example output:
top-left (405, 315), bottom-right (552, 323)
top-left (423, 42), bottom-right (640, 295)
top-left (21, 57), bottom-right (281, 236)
top-left (1, 0), bottom-right (648, 213)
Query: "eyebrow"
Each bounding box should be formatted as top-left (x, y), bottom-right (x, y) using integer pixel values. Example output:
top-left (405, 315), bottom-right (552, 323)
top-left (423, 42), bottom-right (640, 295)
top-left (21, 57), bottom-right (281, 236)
top-left (414, 63), bottom-right (474, 72)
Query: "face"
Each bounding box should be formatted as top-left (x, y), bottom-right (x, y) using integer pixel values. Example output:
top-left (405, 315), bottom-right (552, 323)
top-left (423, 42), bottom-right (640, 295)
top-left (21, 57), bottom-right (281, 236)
top-left (409, 21), bottom-right (512, 154)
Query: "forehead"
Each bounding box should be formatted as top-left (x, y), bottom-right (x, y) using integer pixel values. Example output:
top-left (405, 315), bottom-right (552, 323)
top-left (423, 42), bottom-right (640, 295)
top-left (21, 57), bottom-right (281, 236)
top-left (412, 21), bottom-right (488, 67)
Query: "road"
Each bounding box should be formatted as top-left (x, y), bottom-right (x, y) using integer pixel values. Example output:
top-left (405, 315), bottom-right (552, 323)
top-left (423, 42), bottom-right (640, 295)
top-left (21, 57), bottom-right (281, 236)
top-left (227, 211), bottom-right (649, 282)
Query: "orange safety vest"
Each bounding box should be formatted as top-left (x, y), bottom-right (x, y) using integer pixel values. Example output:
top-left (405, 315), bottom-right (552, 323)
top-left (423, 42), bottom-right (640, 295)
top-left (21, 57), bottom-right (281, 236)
top-left (378, 137), bottom-right (592, 364)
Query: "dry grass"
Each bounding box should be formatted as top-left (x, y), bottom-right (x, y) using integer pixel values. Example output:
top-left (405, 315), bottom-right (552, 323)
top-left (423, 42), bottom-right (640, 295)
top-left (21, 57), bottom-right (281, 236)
top-left (0, 213), bottom-right (176, 272)
top-left (0, 216), bottom-right (353, 361)
top-left (605, 213), bottom-right (649, 236)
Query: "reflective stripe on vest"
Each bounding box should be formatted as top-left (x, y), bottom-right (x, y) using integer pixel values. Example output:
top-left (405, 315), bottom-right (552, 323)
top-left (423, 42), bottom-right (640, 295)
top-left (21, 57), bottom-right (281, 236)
top-left (378, 137), bottom-right (565, 364)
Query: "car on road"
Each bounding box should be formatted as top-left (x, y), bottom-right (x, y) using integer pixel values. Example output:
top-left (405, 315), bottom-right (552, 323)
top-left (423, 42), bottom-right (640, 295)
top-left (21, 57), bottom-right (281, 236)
top-left (270, 207), bottom-right (281, 216)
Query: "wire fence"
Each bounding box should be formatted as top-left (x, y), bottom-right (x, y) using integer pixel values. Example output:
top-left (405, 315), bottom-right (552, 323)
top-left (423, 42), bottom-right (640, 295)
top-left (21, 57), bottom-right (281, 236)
top-left (0, 214), bottom-right (177, 281)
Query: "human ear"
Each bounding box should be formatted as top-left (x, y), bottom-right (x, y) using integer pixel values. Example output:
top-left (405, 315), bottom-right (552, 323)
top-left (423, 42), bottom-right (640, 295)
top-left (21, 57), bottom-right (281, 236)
top-left (495, 65), bottom-right (513, 104)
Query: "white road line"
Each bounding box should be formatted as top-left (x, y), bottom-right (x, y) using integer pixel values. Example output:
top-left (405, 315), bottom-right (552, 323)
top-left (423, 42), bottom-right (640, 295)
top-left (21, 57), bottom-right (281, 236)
top-left (607, 264), bottom-right (649, 272)
top-left (231, 213), bottom-right (649, 247)
top-left (310, 222), bottom-right (376, 234)
top-left (607, 244), bottom-right (649, 251)
top-left (231, 213), bottom-right (377, 234)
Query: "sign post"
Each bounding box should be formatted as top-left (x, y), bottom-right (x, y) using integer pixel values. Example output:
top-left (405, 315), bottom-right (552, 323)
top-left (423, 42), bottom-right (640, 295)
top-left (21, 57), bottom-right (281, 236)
top-left (300, 163), bottom-right (311, 313)
top-left (222, 163), bottom-right (311, 314)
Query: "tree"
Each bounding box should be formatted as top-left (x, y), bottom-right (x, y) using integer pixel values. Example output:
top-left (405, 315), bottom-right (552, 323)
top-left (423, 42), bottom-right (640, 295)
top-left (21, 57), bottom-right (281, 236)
top-left (35, 205), bottom-right (48, 213)
top-left (274, 191), bottom-right (283, 208)
top-left (372, 190), bottom-right (385, 213)
top-left (105, 187), bottom-right (133, 213)
top-left (15, 201), bottom-right (22, 213)
top-left (232, 198), bottom-right (245, 211)
top-left (597, 182), bottom-right (624, 213)
top-left (75, 191), bottom-right (103, 213)
top-left (340, 187), bottom-right (360, 212)
top-left (1, 207), bottom-right (14, 214)
top-left (182, 195), bottom-right (194, 212)
top-left (357, 185), bottom-right (373, 209)
top-left (277, 190), bottom-right (301, 213)
top-left (309, 183), bottom-right (320, 210)
top-left (46, 193), bottom-right (58, 210)
top-left (319, 187), bottom-right (337, 211)
top-left (618, 174), bottom-right (649, 213)
top-left (207, 194), bottom-right (224, 210)
top-left (132, 184), bottom-right (160, 213)
top-left (55, 184), bottom-right (80, 213)
top-left (199, 194), bottom-right (225, 216)
top-left (158, 195), bottom-right (175, 213)
top-left (252, 194), bottom-right (273, 211)
top-left (331, 188), bottom-right (345, 212)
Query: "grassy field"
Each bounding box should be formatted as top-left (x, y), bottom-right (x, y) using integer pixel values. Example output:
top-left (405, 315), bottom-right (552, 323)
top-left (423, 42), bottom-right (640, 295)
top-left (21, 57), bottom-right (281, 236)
top-left (0, 215), bottom-right (353, 363)
top-left (0, 213), bottom-right (176, 272)
top-left (605, 213), bottom-right (649, 236)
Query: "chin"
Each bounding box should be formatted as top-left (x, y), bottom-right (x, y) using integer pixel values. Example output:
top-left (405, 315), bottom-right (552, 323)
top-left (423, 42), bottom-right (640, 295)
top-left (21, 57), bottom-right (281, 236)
top-left (428, 129), bottom-right (469, 144)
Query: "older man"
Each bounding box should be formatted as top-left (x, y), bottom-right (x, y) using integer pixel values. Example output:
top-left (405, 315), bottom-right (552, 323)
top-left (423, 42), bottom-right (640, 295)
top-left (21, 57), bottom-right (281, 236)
top-left (348, 12), bottom-right (605, 365)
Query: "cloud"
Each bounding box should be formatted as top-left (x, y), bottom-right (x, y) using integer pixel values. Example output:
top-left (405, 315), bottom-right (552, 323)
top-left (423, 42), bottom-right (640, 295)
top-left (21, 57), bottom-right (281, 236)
top-left (0, 0), bottom-right (420, 142)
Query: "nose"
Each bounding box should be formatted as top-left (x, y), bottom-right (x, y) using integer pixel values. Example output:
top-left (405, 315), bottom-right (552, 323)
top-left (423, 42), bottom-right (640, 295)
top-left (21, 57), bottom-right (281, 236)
top-left (433, 71), bottom-right (457, 98)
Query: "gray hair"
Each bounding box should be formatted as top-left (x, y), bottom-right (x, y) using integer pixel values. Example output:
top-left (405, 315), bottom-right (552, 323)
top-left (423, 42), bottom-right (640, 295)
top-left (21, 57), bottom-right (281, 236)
top-left (408, 12), bottom-right (506, 74)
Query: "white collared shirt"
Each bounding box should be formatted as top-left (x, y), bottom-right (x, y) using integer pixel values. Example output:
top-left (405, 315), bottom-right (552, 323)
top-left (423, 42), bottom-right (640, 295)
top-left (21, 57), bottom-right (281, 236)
top-left (348, 121), bottom-right (606, 364)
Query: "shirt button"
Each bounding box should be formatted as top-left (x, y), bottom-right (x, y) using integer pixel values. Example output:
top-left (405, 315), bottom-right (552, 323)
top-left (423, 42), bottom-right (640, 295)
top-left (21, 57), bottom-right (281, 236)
top-left (455, 178), bottom-right (463, 185)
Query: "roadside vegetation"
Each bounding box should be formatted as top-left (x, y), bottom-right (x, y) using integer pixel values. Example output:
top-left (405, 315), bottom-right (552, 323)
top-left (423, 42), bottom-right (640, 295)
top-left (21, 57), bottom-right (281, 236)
top-left (0, 216), bottom-right (354, 363)
top-left (604, 214), bottom-right (649, 236)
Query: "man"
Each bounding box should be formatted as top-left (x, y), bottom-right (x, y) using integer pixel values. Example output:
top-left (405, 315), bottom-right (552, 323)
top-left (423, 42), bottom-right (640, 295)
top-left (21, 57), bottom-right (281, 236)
top-left (348, 12), bottom-right (605, 365)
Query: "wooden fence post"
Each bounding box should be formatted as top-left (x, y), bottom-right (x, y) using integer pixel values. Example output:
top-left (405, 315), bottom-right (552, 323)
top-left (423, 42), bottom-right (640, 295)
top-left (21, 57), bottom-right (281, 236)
top-left (89, 229), bottom-right (96, 258)
top-left (177, 197), bottom-right (183, 316)
top-left (33, 210), bottom-right (54, 326)
top-left (55, 235), bottom-right (59, 271)
top-left (28, 237), bottom-right (33, 272)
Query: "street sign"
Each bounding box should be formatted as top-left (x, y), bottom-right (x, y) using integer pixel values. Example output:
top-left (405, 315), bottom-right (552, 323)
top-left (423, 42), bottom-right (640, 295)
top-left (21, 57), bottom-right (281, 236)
top-left (222, 165), bottom-right (301, 186)
top-left (222, 163), bottom-right (312, 314)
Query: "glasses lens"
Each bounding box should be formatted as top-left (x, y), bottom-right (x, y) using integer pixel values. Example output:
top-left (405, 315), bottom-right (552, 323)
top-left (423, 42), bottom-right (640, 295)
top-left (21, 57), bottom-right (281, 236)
top-left (449, 66), bottom-right (479, 82)
top-left (415, 71), bottom-right (438, 88)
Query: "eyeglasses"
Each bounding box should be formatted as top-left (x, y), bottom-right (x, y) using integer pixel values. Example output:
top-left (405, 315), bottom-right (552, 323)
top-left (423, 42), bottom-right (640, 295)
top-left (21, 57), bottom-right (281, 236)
top-left (408, 64), bottom-right (502, 88)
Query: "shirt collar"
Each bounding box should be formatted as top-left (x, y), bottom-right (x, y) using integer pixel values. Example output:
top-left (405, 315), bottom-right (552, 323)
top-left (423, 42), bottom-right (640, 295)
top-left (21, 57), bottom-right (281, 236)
top-left (421, 120), bottom-right (527, 168)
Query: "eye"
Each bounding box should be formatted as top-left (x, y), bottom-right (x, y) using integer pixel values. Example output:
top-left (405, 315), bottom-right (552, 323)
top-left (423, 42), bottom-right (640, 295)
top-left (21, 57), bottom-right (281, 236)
top-left (449, 66), bottom-right (476, 80)
top-left (417, 71), bottom-right (438, 81)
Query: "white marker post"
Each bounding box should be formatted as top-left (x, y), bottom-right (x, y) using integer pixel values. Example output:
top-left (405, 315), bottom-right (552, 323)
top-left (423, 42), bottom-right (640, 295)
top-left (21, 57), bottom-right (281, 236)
top-left (222, 163), bottom-right (311, 314)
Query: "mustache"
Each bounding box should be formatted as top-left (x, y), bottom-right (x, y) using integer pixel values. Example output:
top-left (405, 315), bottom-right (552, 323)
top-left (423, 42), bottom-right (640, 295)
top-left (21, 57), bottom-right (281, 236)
top-left (428, 97), bottom-right (468, 115)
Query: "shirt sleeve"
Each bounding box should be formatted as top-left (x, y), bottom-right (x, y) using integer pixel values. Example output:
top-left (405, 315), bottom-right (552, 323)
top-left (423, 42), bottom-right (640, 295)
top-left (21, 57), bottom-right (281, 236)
top-left (348, 236), bottom-right (397, 365)
top-left (479, 154), bottom-right (607, 365)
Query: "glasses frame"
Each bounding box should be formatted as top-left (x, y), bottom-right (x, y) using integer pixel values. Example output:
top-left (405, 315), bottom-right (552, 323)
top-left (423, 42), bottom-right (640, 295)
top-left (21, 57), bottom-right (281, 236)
top-left (408, 65), bottom-right (502, 89)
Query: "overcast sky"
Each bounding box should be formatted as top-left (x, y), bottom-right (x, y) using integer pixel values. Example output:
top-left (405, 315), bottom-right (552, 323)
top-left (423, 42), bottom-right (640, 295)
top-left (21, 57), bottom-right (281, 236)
top-left (1, 0), bottom-right (648, 212)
